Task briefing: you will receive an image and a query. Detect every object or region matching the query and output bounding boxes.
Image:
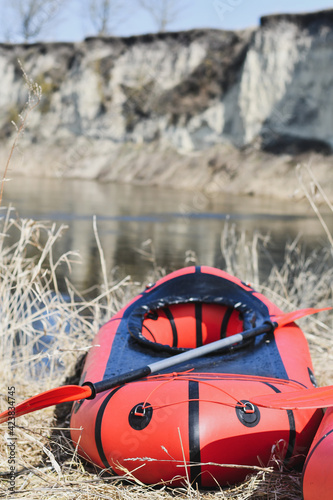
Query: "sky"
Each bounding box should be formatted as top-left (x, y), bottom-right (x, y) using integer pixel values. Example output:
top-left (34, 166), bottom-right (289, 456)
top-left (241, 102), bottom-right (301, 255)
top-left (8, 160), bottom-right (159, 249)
top-left (2, 0), bottom-right (333, 43)
top-left (55, 0), bottom-right (333, 42)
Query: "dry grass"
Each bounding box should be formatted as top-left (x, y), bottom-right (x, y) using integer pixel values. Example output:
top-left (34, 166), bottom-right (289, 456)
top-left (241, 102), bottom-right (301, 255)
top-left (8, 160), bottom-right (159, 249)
top-left (0, 207), bottom-right (138, 498)
top-left (0, 164), bottom-right (333, 499)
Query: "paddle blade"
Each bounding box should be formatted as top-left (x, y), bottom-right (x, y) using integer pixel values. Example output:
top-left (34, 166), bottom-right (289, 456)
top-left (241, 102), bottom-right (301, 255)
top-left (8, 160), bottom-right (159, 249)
top-left (251, 385), bottom-right (333, 410)
top-left (0, 385), bottom-right (92, 424)
top-left (271, 307), bottom-right (331, 327)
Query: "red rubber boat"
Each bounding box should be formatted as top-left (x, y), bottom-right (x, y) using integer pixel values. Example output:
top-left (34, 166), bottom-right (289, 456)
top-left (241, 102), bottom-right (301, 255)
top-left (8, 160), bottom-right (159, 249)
top-left (302, 406), bottom-right (333, 500)
top-left (70, 266), bottom-right (322, 486)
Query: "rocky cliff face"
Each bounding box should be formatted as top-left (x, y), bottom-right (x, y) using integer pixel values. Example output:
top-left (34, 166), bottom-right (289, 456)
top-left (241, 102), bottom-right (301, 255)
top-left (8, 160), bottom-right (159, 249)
top-left (0, 9), bottom-right (333, 199)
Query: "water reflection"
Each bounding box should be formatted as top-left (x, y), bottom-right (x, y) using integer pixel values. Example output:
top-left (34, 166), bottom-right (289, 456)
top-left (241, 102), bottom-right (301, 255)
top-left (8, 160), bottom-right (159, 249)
top-left (2, 177), bottom-right (332, 290)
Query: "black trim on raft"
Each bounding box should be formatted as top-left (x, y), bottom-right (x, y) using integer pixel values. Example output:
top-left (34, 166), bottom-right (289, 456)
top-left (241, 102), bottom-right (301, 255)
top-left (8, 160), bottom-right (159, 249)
top-left (285, 410), bottom-right (296, 464)
top-left (308, 367), bottom-right (318, 387)
top-left (163, 307), bottom-right (178, 348)
top-left (142, 324), bottom-right (157, 343)
top-left (220, 307), bottom-right (234, 339)
top-left (95, 386), bottom-right (123, 470)
top-left (195, 303), bottom-right (203, 347)
top-left (263, 382), bottom-right (296, 464)
top-left (188, 380), bottom-right (201, 486)
top-left (142, 324), bottom-right (156, 342)
top-left (195, 266), bottom-right (202, 273)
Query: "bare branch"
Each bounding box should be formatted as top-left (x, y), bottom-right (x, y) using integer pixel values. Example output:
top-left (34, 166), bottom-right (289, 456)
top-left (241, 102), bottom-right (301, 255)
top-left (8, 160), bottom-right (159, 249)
top-left (138, 0), bottom-right (188, 32)
top-left (6, 0), bottom-right (65, 42)
top-left (87, 0), bottom-right (128, 36)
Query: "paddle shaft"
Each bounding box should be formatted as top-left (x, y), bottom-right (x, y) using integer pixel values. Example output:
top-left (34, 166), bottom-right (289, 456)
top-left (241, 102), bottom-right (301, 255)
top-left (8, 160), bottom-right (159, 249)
top-left (85, 322), bottom-right (275, 398)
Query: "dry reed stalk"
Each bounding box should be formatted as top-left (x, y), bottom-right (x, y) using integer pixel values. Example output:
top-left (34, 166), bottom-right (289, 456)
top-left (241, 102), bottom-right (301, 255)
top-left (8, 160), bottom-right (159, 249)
top-left (0, 61), bottom-right (42, 207)
top-left (296, 163), bottom-right (333, 248)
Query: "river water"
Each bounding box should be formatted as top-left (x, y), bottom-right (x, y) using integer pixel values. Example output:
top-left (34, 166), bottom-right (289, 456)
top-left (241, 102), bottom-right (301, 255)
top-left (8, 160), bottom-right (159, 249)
top-left (2, 177), bottom-right (331, 291)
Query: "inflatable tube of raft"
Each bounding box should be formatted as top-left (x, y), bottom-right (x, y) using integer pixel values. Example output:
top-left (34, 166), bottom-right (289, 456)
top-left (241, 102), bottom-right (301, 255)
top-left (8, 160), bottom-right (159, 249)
top-left (70, 266), bottom-right (323, 487)
top-left (302, 407), bottom-right (333, 500)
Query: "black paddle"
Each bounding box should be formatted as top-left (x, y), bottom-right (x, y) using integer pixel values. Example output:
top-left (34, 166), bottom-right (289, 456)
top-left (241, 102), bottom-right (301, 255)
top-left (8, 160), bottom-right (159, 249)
top-left (86, 323), bottom-right (271, 398)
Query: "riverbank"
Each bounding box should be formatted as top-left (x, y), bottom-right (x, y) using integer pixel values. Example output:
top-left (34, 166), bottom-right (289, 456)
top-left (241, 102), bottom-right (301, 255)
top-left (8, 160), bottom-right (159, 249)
top-left (2, 142), bottom-right (333, 203)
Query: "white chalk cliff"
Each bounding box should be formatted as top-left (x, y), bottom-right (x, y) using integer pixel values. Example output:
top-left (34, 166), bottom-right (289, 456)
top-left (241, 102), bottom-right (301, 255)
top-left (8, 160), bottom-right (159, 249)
top-left (0, 9), bottom-right (333, 199)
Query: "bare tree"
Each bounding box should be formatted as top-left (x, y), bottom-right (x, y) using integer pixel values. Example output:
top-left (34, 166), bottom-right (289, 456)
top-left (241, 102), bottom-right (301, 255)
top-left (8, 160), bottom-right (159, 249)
top-left (138, 0), bottom-right (187, 32)
top-left (87, 0), bottom-right (127, 36)
top-left (5, 0), bottom-right (65, 42)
